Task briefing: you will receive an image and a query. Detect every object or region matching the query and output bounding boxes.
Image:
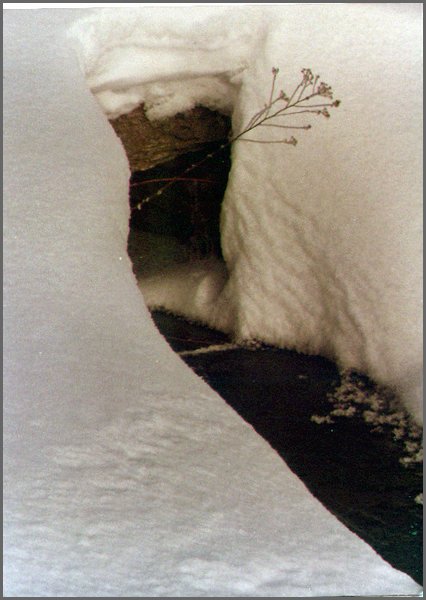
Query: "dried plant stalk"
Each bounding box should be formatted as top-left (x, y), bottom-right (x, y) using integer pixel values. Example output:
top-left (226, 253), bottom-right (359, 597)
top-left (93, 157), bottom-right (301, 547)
top-left (132, 68), bottom-right (340, 208)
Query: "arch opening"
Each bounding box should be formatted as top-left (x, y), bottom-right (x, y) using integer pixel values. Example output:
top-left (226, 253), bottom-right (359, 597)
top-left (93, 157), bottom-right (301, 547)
top-left (109, 103), bottom-right (232, 291)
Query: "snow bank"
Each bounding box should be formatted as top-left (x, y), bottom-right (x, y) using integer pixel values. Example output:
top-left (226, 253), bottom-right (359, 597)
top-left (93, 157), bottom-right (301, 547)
top-left (71, 5), bottom-right (257, 120)
top-left (4, 7), bottom-right (422, 597)
top-left (70, 4), bottom-right (423, 424)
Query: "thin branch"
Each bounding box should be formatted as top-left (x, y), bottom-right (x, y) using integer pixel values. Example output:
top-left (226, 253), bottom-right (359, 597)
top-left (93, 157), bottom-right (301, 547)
top-left (259, 123), bottom-right (312, 130)
top-left (131, 177), bottom-right (216, 187)
top-left (285, 81), bottom-right (303, 107)
top-left (297, 81), bottom-right (310, 103)
top-left (291, 102), bottom-right (337, 109)
top-left (271, 109), bottom-right (327, 118)
top-left (239, 137), bottom-right (297, 145)
top-left (245, 105), bottom-right (269, 130)
top-left (265, 67), bottom-right (279, 117)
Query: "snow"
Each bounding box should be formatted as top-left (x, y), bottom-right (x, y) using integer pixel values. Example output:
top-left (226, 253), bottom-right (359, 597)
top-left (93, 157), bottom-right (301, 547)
top-left (71, 5), bottom-right (254, 120)
top-left (311, 369), bottom-right (423, 470)
top-left (68, 4), bottom-right (423, 425)
top-left (3, 6), bottom-right (422, 597)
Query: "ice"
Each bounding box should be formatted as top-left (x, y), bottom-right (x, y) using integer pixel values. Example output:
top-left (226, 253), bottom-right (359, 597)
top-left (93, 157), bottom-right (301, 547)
top-left (69, 4), bottom-right (422, 424)
top-left (3, 7), bottom-right (422, 597)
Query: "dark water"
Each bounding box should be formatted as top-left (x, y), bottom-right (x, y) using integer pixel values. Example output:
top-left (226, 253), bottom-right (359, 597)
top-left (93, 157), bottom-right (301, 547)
top-left (152, 310), bottom-right (423, 586)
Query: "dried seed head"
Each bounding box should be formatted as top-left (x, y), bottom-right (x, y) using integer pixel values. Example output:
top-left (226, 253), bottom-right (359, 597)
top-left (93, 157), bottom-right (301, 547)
top-left (301, 68), bottom-right (314, 84)
top-left (317, 82), bottom-right (333, 98)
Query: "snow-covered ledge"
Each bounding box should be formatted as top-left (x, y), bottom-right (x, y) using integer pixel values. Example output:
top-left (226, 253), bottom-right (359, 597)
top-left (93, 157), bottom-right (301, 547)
top-left (4, 7), bottom-right (422, 597)
top-left (70, 4), bottom-right (423, 424)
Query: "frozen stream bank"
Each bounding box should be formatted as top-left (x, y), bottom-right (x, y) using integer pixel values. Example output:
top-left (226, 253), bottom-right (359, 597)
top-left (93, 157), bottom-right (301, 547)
top-left (4, 7), bottom-right (422, 596)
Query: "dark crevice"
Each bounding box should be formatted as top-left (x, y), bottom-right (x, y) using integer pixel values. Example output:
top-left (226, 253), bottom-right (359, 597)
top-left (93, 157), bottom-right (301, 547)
top-left (129, 140), bottom-right (231, 262)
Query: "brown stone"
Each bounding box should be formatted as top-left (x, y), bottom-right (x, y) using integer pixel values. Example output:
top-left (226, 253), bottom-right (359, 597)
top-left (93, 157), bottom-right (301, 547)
top-left (109, 104), bottom-right (231, 172)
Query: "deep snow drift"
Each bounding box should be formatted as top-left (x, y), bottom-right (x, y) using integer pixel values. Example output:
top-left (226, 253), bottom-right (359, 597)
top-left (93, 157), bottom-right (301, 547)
top-left (70, 4), bottom-right (423, 424)
top-left (3, 7), bottom-right (422, 597)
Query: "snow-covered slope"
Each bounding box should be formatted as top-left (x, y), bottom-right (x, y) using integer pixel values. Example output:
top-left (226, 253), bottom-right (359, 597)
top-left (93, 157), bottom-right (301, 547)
top-left (3, 7), bottom-right (422, 596)
top-left (69, 4), bottom-right (423, 424)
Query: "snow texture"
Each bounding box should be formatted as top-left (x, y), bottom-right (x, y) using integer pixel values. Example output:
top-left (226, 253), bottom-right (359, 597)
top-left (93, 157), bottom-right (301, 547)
top-left (70, 4), bottom-right (423, 424)
top-left (3, 6), bottom-right (422, 597)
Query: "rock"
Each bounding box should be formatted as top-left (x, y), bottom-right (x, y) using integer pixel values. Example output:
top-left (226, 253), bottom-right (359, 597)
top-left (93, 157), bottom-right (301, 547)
top-left (109, 104), bottom-right (231, 171)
